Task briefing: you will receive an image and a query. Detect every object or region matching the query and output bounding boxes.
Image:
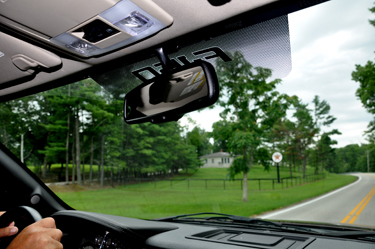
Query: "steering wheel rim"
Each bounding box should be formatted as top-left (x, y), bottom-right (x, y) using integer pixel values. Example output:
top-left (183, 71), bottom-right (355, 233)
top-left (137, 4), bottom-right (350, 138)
top-left (0, 206), bottom-right (42, 248)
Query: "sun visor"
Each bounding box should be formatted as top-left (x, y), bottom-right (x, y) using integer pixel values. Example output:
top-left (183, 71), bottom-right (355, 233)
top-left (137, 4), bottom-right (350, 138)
top-left (93, 15), bottom-right (292, 97)
top-left (0, 32), bottom-right (62, 87)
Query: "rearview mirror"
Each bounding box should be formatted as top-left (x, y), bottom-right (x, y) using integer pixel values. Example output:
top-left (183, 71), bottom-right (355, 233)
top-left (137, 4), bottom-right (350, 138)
top-left (124, 60), bottom-right (219, 124)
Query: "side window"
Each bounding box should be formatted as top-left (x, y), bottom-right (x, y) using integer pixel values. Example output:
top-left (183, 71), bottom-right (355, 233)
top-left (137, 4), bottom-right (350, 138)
top-left (212, 158), bottom-right (214, 163)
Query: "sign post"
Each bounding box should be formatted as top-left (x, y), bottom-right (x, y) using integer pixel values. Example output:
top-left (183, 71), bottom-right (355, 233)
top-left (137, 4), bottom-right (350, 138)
top-left (272, 152), bottom-right (283, 183)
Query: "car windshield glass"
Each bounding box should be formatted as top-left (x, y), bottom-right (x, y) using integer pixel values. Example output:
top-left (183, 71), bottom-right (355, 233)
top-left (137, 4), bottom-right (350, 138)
top-left (91, 15), bottom-right (291, 98)
top-left (0, 0), bottom-right (375, 230)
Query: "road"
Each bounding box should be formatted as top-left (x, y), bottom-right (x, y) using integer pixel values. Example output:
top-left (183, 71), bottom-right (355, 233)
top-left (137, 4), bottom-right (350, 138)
top-left (258, 173), bottom-right (375, 228)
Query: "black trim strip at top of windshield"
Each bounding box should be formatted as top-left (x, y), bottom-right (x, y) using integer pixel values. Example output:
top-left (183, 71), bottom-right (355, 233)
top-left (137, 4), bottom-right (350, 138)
top-left (88, 0), bottom-right (331, 77)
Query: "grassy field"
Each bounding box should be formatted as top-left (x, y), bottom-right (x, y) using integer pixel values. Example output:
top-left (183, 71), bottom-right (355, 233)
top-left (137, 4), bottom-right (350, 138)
top-left (119, 166), bottom-right (324, 191)
top-left (28, 164), bottom-right (101, 175)
top-left (53, 166), bottom-right (357, 220)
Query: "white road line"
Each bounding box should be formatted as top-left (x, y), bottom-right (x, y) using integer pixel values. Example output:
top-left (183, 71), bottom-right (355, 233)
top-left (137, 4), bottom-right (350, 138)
top-left (260, 174), bottom-right (362, 219)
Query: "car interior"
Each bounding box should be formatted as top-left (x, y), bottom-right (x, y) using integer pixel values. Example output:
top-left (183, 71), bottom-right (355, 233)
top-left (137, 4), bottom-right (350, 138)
top-left (1, 0), bottom-right (375, 248)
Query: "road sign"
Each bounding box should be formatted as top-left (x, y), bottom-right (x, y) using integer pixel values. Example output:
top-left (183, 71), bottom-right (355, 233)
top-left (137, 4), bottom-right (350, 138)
top-left (272, 152), bottom-right (282, 183)
top-left (272, 152), bottom-right (283, 163)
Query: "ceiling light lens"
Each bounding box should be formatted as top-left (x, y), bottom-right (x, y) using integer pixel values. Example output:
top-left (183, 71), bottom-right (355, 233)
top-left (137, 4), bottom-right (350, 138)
top-left (114, 11), bottom-right (154, 36)
top-left (66, 40), bottom-right (98, 54)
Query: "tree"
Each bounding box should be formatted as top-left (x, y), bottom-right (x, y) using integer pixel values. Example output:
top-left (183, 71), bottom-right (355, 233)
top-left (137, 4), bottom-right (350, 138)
top-left (352, 2), bottom-right (375, 137)
top-left (311, 95), bottom-right (340, 172)
top-left (272, 118), bottom-right (297, 177)
top-left (213, 51), bottom-right (291, 201)
top-left (369, 3), bottom-right (375, 28)
top-left (211, 120), bottom-right (230, 153)
top-left (335, 144), bottom-right (367, 172)
top-left (293, 100), bottom-right (318, 178)
top-left (187, 127), bottom-right (212, 156)
top-left (316, 133), bottom-right (338, 172)
top-left (352, 61), bottom-right (375, 116)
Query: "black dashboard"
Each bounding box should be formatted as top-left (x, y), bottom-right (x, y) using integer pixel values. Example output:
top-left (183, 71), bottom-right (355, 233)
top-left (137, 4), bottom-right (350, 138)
top-left (52, 210), bottom-right (177, 249)
top-left (52, 211), bottom-right (375, 249)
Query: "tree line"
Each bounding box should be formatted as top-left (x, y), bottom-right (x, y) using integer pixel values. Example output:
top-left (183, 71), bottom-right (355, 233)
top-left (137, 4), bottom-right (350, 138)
top-left (0, 53), bottom-right (351, 192)
top-left (0, 79), bottom-right (201, 185)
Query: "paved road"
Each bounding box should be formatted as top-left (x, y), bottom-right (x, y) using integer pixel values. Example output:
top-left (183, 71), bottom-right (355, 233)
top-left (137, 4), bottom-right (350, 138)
top-left (259, 173), bottom-right (375, 228)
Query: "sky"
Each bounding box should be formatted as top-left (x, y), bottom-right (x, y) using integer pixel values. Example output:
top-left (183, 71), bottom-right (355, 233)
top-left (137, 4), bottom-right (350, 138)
top-left (179, 0), bottom-right (375, 148)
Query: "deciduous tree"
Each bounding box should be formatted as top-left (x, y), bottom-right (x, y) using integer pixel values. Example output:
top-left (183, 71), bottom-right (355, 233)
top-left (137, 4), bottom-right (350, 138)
top-left (214, 51), bottom-right (291, 201)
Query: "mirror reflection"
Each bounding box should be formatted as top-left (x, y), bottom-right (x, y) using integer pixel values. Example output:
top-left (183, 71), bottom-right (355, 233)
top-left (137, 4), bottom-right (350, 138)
top-left (125, 66), bottom-right (208, 119)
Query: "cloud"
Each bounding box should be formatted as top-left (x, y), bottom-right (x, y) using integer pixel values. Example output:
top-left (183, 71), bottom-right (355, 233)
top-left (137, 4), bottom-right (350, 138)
top-left (278, 0), bottom-right (375, 147)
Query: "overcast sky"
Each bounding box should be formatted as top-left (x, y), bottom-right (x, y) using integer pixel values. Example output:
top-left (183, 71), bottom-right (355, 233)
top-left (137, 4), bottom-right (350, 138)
top-left (180, 0), bottom-right (375, 148)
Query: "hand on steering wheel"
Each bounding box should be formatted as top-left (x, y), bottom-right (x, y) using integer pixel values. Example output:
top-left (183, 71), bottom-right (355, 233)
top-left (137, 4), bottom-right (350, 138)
top-left (0, 212), bottom-right (18, 239)
top-left (0, 206), bottom-right (63, 249)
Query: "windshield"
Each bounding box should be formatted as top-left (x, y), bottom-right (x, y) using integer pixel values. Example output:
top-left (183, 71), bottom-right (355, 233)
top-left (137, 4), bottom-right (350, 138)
top-left (1, 0), bottom-right (375, 229)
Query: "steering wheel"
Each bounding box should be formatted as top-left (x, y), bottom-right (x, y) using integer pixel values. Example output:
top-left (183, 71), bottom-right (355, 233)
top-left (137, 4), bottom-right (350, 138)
top-left (0, 206), bottom-right (42, 248)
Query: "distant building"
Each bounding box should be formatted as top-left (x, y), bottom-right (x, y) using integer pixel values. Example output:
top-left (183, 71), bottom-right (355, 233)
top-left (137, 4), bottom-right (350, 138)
top-left (199, 151), bottom-right (235, 168)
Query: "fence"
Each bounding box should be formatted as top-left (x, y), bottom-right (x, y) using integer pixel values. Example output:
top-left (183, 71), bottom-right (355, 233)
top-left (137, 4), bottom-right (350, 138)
top-left (105, 173), bottom-right (326, 191)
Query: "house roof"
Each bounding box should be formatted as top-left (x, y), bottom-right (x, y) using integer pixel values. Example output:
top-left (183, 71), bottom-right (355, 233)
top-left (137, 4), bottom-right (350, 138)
top-left (199, 152), bottom-right (233, 159)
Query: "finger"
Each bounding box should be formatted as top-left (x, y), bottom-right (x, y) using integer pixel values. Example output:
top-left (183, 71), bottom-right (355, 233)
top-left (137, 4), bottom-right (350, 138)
top-left (35, 218), bottom-right (56, 229)
top-left (35, 227), bottom-right (63, 241)
top-left (47, 228), bottom-right (63, 241)
top-left (48, 239), bottom-right (63, 249)
top-left (34, 235), bottom-right (63, 249)
top-left (0, 226), bottom-right (18, 238)
top-left (0, 212), bottom-right (5, 216)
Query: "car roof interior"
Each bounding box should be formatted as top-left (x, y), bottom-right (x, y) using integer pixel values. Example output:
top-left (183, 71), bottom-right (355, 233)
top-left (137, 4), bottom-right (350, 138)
top-left (0, 0), bottom-right (327, 102)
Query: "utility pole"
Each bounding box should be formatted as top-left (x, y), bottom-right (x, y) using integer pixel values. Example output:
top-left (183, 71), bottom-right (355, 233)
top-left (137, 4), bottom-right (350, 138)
top-left (20, 133), bottom-right (24, 163)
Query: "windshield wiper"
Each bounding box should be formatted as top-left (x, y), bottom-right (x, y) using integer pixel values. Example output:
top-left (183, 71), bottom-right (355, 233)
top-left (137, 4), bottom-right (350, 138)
top-left (154, 212), bottom-right (375, 239)
top-left (154, 212), bottom-right (268, 223)
top-left (154, 212), bottom-right (316, 233)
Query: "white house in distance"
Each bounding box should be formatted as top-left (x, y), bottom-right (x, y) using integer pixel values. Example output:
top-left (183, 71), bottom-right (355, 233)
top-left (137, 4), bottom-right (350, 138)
top-left (199, 151), bottom-right (235, 168)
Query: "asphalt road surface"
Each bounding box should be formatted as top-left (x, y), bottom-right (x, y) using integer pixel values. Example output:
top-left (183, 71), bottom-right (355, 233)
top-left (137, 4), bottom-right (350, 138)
top-left (259, 173), bottom-right (375, 229)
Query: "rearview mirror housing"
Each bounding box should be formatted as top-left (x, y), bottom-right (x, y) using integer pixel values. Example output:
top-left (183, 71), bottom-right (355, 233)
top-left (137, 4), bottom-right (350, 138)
top-left (124, 60), bottom-right (219, 124)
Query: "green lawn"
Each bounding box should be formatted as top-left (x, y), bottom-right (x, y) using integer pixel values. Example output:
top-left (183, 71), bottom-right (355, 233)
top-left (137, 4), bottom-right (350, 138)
top-left (185, 166), bottom-right (317, 179)
top-left (119, 165), bottom-right (323, 191)
top-left (54, 167), bottom-right (357, 220)
top-left (28, 164), bottom-right (101, 175)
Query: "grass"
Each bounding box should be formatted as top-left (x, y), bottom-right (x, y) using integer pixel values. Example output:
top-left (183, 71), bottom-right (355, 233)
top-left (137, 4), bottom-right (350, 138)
top-left (187, 166), bottom-right (316, 179)
top-left (118, 165), bottom-right (323, 192)
top-left (28, 164), bottom-right (101, 175)
top-left (53, 167), bottom-right (357, 220)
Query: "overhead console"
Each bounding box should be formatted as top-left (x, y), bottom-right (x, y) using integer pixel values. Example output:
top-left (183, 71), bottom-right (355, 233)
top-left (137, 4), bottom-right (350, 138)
top-left (0, 0), bottom-right (173, 57)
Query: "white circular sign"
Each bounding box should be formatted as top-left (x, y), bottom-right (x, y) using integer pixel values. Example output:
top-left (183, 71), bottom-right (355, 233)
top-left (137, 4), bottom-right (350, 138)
top-left (272, 152), bottom-right (283, 163)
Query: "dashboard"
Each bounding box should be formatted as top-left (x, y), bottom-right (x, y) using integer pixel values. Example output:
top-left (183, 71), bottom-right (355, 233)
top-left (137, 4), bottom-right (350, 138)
top-left (52, 210), bottom-right (177, 249)
top-left (51, 210), bottom-right (375, 249)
